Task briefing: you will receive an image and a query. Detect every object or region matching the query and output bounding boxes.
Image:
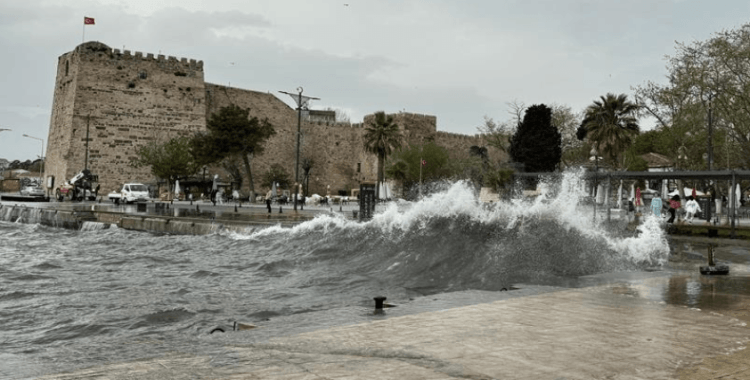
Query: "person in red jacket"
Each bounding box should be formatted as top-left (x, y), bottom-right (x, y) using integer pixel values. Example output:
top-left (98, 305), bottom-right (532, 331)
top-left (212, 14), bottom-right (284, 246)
top-left (667, 195), bottom-right (681, 223)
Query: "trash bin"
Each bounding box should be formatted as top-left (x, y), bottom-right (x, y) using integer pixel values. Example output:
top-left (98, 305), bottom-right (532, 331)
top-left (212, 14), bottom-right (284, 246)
top-left (359, 183), bottom-right (376, 221)
top-left (697, 198), bottom-right (712, 221)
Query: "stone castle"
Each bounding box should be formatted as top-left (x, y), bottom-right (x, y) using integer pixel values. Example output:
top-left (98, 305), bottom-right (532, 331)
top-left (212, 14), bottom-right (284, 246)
top-left (45, 41), bottom-right (502, 197)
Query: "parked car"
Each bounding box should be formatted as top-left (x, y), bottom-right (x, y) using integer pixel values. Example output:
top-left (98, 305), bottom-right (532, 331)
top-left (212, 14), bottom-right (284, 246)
top-left (20, 186), bottom-right (45, 197)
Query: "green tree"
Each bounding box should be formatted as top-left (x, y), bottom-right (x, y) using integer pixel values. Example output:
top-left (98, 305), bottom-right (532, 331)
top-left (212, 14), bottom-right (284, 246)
top-left (192, 105), bottom-right (275, 201)
top-left (385, 141), bottom-right (452, 199)
top-left (363, 111), bottom-right (402, 198)
top-left (634, 23), bottom-right (750, 169)
top-left (477, 116), bottom-right (510, 153)
top-left (469, 145), bottom-right (489, 169)
top-left (551, 103), bottom-right (584, 167)
top-left (131, 135), bottom-right (200, 192)
top-left (509, 104), bottom-right (562, 172)
top-left (577, 93), bottom-right (640, 168)
top-left (261, 163), bottom-right (291, 190)
top-left (220, 155), bottom-right (244, 190)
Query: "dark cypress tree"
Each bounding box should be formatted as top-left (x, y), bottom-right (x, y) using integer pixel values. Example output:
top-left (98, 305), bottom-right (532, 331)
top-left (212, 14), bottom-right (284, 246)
top-left (509, 104), bottom-right (562, 172)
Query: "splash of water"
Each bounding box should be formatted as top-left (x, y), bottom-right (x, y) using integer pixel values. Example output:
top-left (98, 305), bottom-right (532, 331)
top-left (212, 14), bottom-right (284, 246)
top-left (228, 170), bottom-right (669, 292)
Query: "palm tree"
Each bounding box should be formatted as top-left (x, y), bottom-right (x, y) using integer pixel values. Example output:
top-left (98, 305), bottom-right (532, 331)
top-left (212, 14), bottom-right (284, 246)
top-left (364, 111), bottom-right (401, 198)
top-left (578, 93), bottom-right (640, 167)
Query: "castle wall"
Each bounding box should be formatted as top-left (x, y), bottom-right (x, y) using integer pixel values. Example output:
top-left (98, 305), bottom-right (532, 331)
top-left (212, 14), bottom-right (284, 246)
top-left (46, 42), bottom-right (206, 193)
top-left (46, 42), bottom-right (499, 200)
top-left (300, 121), bottom-right (371, 196)
top-left (204, 84), bottom-right (379, 196)
top-left (434, 131), bottom-right (507, 164)
top-left (45, 50), bottom-right (80, 194)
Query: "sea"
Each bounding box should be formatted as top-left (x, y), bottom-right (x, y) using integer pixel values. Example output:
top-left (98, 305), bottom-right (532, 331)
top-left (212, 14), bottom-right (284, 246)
top-left (0, 171), bottom-right (670, 378)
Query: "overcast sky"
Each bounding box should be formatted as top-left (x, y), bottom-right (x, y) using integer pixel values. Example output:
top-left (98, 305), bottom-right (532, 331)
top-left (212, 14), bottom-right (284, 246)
top-left (1, 0), bottom-right (749, 161)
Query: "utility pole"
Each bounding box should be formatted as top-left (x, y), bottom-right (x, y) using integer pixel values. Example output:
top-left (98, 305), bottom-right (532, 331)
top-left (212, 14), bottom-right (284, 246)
top-left (85, 115), bottom-right (91, 171)
top-left (706, 93), bottom-right (714, 223)
top-left (279, 87), bottom-right (319, 212)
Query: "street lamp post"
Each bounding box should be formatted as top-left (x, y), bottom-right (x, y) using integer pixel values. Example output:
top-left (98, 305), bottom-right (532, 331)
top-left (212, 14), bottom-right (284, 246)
top-left (590, 146), bottom-right (599, 223)
top-left (22, 134), bottom-right (45, 194)
top-left (279, 87), bottom-right (319, 212)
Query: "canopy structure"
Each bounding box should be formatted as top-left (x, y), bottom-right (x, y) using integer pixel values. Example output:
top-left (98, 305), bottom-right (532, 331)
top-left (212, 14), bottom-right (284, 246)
top-left (514, 170), bottom-right (750, 181)
top-left (514, 170), bottom-right (750, 237)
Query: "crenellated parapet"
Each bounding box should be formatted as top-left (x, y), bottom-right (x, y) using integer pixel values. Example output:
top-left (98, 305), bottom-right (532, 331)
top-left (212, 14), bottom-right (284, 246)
top-left (435, 130), bottom-right (480, 140)
top-left (70, 41), bottom-right (204, 72)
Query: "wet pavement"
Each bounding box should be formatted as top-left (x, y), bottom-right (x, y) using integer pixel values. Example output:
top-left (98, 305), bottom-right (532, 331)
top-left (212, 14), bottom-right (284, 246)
top-left (35, 243), bottom-right (750, 379)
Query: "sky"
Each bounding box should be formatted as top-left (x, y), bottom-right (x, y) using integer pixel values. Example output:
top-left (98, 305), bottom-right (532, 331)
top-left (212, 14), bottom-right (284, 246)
top-left (1, 0), bottom-right (749, 161)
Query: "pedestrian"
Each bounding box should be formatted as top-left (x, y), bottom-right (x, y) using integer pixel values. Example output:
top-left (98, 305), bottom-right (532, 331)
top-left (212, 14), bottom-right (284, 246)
top-left (685, 196), bottom-right (701, 223)
top-left (667, 195), bottom-right (681, 223)
top-left (265, 189), bottom-right (272, 213)
top-left (650, 196), bottom-right (662, 217)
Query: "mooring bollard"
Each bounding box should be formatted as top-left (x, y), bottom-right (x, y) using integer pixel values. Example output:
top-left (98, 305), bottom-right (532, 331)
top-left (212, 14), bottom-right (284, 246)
top-left (190, 200), bottom-right (193, 205)
top-left (374, 296), bottom-right (387, 310)
top-left (196, 205), bottom-right (200, 212)
top-left (279, 206), bottom-right (282, 214)
top-left (234, 205), bottom-right (238, 213)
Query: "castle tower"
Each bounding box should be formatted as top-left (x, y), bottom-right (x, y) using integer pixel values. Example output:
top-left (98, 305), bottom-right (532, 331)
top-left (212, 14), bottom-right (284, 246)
top-left (45, 41), bottom-right (206, 193)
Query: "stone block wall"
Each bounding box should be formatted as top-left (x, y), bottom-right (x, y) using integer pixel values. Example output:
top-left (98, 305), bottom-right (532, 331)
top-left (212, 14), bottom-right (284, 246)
top-left (434, 131), bottom-right (507, 163)
top-left (46, 42), bottom-right (206, 193)
top-left (204, 84), bottom-right (379, 196)
top-left (45, 42), bottom-right (505, 200)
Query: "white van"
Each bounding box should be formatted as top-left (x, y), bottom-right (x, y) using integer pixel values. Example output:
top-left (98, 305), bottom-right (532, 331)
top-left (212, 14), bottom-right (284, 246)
top-left (109, 183), bottom-right (150, 203)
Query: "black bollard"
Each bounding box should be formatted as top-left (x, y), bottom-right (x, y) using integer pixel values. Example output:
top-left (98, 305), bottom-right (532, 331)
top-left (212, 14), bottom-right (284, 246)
top-left (190, 199), bottom-right (193, 205)
top-left (374, 296), bottom-right (387, 310)
top-left (235, 205), bottom-right (238, 213)
top-left (239, 202), bottom-right (242, 208)
top-left (196, 205), bottom-right (200, 212)
top-left (340, 204), bottom-right (342, 212)
top-left (279, 206), bottom-right (282, 214)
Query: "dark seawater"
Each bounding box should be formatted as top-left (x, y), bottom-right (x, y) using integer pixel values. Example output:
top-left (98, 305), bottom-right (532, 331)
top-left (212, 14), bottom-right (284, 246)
top-left (0, 175), bottom-right (669, 378)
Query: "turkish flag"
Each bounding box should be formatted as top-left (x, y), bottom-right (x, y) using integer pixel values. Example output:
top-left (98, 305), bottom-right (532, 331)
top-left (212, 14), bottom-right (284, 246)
top-left (84, 17), bottom-right (95, 25)
top-left (421, 159), bottom-right (426, 166)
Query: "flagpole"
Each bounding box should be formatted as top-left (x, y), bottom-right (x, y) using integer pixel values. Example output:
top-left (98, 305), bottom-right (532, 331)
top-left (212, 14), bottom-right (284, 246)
top-left (82, 18), bottom-right (85, 43)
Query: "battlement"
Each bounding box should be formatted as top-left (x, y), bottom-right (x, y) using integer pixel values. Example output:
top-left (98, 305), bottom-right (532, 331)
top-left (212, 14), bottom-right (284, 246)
top-left (392, 112), bottom-right (437, 121)
top-left (72, 41), bottom-right (203, 70)
top-left (436, 130), bottom-right (479, 140)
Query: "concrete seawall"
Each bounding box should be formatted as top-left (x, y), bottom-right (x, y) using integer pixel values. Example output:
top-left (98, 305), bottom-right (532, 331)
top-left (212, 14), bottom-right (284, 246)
top-left (0, 202), bottom-right (335, 235)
